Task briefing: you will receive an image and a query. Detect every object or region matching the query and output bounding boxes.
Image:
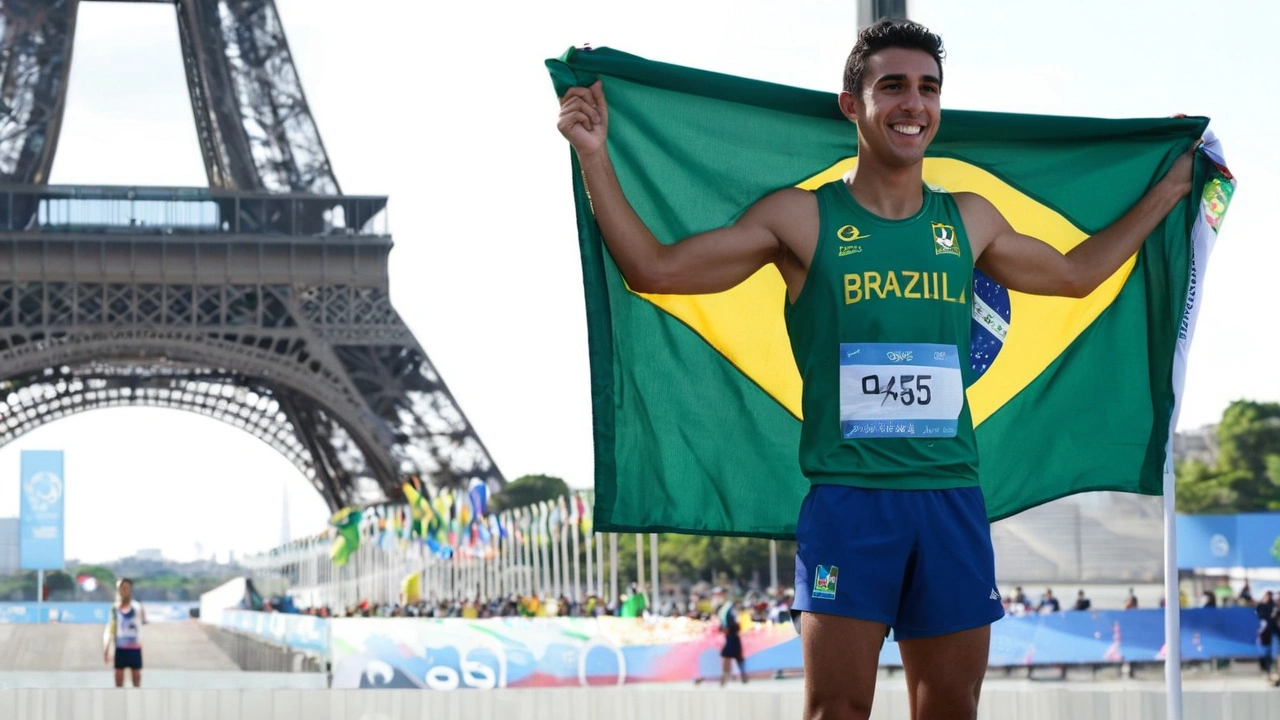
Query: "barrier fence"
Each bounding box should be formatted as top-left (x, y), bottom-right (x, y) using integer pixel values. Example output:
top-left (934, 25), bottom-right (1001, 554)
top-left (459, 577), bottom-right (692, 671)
top-left (0, 601), bottom-right (198, 624)
top-left (201, 607), bottom-right (1262, 690)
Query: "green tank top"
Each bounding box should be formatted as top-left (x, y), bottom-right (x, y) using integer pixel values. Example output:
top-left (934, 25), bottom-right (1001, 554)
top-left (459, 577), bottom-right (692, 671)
top-left (783, 180), bottom-right (979, 490)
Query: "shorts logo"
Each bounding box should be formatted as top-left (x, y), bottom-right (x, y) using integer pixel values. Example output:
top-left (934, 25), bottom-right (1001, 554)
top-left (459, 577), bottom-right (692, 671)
top-left (812, 565), bottom-right (838, 600)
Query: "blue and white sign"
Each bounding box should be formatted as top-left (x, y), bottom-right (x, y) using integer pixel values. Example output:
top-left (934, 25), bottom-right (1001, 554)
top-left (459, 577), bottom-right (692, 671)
top-left (19, 450), bottom-right (64, 570)
top-left (839, 342), bottom-right (964, 438)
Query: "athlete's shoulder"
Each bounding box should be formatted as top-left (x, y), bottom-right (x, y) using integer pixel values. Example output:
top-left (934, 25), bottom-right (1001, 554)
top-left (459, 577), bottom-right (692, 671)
top-left (754, 186), bottom-right (818, 210)
top-left (740, 186), bottom-right (817, 229)
top-left (949, 191), bottom-right (1002, 217)
top-left (949, 191), bottom-right (1006, 238)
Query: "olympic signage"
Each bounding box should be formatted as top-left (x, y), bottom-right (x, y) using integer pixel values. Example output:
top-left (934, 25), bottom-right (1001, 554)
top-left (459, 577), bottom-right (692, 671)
top-left (19, 450), bottom-right (65, 571)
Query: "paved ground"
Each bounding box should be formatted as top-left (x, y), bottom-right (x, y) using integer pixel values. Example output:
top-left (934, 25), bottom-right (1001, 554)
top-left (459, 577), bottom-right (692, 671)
top-left (0, 622), bottom-right (238, 672)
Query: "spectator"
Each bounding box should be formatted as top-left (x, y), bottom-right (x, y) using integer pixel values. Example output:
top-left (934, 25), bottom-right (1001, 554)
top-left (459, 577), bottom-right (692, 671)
top-left (1257, 590), bottom-right (1277, 674)
top-left (1124, 588), bottom-right (1139, 610)
top-left (1037, 589), bottom-right (1060, 614)
top-left (1201, 590), bottom-right (1217, 608)
top-left (1072, 590), bottom-right (1091, 612)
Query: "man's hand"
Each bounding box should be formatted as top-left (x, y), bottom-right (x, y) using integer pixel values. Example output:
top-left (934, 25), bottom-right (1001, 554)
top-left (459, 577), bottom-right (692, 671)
top-left (1159, 142), bottom-right (1199, 199)
top-left (558, 81), bottom-right (608, 158)
top-left (103, 647), bottom-right (110, 665)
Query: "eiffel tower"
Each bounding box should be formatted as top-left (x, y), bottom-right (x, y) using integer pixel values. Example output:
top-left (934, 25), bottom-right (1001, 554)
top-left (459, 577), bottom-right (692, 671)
top-left (0, 0), bottom-right (503, 509)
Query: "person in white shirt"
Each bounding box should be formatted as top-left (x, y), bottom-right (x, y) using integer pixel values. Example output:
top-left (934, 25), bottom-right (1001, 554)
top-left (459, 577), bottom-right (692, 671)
top-left (103, 578), bottom-right (147, 687)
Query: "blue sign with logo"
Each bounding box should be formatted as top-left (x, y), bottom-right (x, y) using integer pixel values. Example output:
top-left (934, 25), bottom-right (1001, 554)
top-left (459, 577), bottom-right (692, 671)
top-left (19, 450), bottom-right (64, 570)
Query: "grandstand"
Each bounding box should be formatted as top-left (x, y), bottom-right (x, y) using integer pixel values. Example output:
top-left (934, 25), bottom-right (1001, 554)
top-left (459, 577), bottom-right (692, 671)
top-left (993, 491), bottom-right (1163, 583)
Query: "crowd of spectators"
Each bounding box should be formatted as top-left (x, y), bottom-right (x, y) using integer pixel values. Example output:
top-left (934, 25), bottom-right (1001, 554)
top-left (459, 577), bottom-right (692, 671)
top-left (259, 582), bottom-right (798, 624)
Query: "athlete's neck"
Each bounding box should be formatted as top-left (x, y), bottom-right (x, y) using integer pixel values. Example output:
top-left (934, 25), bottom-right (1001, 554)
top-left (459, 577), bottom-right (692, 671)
top-left (844, 156), bottom-right (925, 220)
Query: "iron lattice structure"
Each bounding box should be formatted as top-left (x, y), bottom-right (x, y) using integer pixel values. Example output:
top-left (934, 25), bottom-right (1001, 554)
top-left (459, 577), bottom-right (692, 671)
top-left (0, 0), bottom-right (503, 508)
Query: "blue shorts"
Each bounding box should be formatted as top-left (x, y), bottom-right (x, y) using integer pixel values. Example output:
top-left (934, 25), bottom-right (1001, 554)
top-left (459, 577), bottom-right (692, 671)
top-left (792, 484), bottom-right (1003, 640)
top-left (114, 647), bottom-right (142, 670)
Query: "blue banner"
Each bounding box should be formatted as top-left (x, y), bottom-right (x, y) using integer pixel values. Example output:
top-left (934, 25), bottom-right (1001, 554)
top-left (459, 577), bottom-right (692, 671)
top-left (1235, 514), bottom-right (1280, 568)
top-left (19, 450), bottom-right (64, 571)
top-left (211, 608), bottom-right (1262, 690)
top-left (1177, 512), bottom-right (1280, 568)
top-left (0, 602), bottom-right (197, 624)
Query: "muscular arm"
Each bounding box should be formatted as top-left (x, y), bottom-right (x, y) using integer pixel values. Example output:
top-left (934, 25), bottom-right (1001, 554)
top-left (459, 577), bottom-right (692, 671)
top-left (561, 82), bottom-right (814, 295)
top-left (964, 147), bottom-right (1195, 298)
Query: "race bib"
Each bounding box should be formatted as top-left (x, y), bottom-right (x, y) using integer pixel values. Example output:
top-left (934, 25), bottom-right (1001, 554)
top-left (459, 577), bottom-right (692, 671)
top-left (838, 342), bottom-right (964, 439)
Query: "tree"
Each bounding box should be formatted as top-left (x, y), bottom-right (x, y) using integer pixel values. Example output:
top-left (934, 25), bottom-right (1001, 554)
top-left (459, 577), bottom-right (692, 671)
top-left (1176, 401), bottom-right (1280, 513)
top-left (44, 571), bottom-right (75, 600)
top-left (1216, 401), bottom-right (1280, 482)
top-left (489, 474), bottom-right (570, 514)
top-left (605, 532), bottom-right (796, 594)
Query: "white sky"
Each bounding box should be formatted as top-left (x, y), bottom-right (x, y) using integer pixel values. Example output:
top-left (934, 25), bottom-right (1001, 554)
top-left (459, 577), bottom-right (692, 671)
top-left (0, 0), bottom-right (1271, 563)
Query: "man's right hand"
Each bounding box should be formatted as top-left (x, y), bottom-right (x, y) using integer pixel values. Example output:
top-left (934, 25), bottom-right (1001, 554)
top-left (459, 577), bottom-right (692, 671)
top-left (557, 81), bottom-right (608, 157)
top-left (103, 648), bottom-right (110, 665)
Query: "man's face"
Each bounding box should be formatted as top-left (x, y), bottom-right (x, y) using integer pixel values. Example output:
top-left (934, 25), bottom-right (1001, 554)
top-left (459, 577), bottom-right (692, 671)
top-left (119, 581), bottom-right (132, 601)
top-left (842, 47), bottom-right (941, 168)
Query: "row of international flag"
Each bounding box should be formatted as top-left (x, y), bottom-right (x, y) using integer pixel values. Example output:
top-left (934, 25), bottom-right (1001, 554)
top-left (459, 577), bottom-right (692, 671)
top-left (327, 477), bottom-right (594, 566)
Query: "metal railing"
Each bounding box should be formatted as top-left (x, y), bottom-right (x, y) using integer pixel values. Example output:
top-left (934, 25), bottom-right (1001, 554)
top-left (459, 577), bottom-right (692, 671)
top-left (0, 184), bottom-right (388, 238)
top-left (202, 624), bottom-right (326, 674)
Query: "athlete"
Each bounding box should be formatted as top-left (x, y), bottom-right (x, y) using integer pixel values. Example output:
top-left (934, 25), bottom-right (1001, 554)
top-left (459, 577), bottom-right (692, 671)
top-left (557, 19), bottom-right (1195, 720)
top-left (718, 598), bottom-right (747, 687)
top-left (103, 578), bottom-right (147, 687)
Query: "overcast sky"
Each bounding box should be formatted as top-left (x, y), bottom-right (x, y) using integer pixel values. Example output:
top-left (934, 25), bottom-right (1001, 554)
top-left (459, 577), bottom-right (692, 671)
top-left (0, 0), bottom-right (1270, 563)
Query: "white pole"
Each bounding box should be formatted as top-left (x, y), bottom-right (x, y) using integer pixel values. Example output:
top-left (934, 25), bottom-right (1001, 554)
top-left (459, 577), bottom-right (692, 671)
top-left (1163, 444), bottom-right (1182, 720)
top-left (530, 522), bottom-right (539, 598)
top-left (571, 518), bottom-right (582, 603)
top-left (36, 569), bottom-right (43, 624)
top-left (610, 533), bottom-right (619, 607)
top-left (547, 517), bottom-right (558, 597)
top-left (584, 532), bottom-right (594, 598)
top-left (1160, 129), bottom-right (1229, 720)
top-left (597, 533), bottom-right (605, 601)
top-left (650, 533), bottom-right (659, 613)
top-left (635, 533), bottom-right (645, 607)
top-left (770, 539), bottom-right (779, 592)
top-left (539, 519), bottom-right (550, 599)
top-left (560, 519), bottom-right (571, 601)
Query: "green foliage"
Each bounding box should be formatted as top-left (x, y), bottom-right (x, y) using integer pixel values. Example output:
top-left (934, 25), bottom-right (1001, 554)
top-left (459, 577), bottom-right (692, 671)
top-left (1176, 401), bottom-right (1280, 513)
top-left (489, 474), bottom-right (570, 514)
top-left (604, 532), bottom-right (795, 592)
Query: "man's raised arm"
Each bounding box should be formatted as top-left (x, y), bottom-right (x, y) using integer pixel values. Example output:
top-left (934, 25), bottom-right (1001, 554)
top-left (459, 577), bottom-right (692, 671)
top-left (559, 81), bottom-right (806, 295)
top-left (967, 145), bottom-right (1197, 298)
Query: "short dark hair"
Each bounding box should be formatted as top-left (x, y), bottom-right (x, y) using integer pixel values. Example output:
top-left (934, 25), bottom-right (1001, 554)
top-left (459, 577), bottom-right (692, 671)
top-left (844, 19), bottom-right (945, 94)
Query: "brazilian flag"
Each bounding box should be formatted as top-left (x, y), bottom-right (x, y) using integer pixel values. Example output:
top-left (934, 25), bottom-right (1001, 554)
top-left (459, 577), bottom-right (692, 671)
top-left (547, 47), bottom-right (1234, 539)
top-left (329, 507), bottom-right (363, 566)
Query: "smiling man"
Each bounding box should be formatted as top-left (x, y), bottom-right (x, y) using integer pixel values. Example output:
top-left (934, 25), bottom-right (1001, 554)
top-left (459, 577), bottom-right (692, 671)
top-left (557, 19), bottom-right (1194, 720)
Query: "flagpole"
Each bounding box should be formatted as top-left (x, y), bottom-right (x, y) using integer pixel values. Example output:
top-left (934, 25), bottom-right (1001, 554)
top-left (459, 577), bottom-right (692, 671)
top-left (649, 534), bottom-right (659, 614)
top-left (609, 533), bottom-right (619, 608)
top-left (584, 529), bottom-right (594, 599)
top-left (635, 533), bottom-right (646, 608)
top-left (770, 539), bottom-right (779, 593)
top-left (1161, 130), bottom-right (1228, 720)
top-left (597, 532), bottom-right (605, 603)
top-left (571, 512), bottom-right (582, 604)
top-left (561, 512), bottom-right (572, 601)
